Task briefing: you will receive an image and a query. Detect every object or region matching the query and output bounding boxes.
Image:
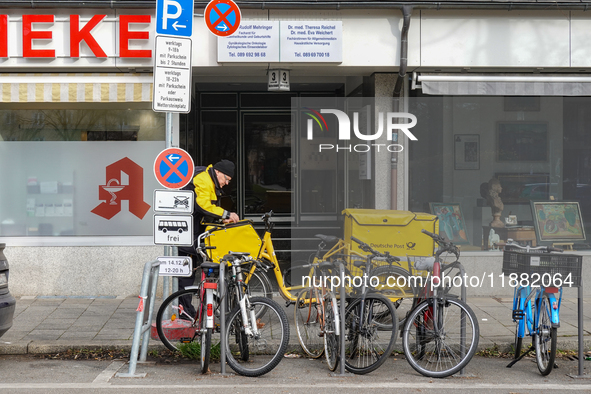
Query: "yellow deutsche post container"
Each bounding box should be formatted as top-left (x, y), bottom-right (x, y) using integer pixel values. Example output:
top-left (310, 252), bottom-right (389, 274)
top-left (343, 209), bottom-right (439, 258)
top-left (205, 220), bottom-right (262, 263)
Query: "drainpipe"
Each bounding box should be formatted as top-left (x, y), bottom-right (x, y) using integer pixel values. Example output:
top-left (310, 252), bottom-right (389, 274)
top-left (391, 5), bottom-right (412, 210)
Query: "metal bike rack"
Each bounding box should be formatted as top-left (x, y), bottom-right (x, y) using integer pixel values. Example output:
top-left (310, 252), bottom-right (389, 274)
top-left (330, 261), bottom-right (352, 377)
top-left (459, 264), bottom-right (467, 376)
top-left (568, 282), bottom-right (588, 379)
top-left (116, 259), bottom-right (160, 378)
top-left (338, 262), bottom-right (350, 376)
top-left (219, 258), bottom-right (227, 375)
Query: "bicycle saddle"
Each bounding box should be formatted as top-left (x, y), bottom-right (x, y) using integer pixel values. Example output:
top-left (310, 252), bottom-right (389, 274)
top-left (315, 234), bottom-right (338, 244)
top-left (201, 262), bottom-right (220, 271)
top-left (412, 256), bottom-right (436, 271)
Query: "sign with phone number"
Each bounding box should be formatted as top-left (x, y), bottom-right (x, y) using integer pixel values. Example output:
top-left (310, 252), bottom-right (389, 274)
top-left (158, 256), bottom-right (193, 277)
top-left (217, 21), bottom-right (342, 63)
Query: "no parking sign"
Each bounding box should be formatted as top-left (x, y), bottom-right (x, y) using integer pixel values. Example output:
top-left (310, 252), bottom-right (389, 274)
top-left (154, 147), bottom-right (195, 189)
top-left (204, 0), bottom-right (241, 37)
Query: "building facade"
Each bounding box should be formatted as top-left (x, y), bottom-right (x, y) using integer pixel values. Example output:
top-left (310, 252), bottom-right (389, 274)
top-left (0, 0), bottom-right (589, 296)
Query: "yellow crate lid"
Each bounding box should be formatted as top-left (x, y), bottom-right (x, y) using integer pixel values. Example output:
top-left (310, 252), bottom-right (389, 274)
top-left (342, 209), bottom-right (437, 226)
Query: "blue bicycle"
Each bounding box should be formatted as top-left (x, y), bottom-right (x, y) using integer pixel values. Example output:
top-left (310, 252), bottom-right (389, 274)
top-left (504, 240), bottom-right (567, 376)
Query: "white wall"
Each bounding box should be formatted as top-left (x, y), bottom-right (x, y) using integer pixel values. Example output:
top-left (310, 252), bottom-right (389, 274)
top-left (4, 245), bottom-right (162, 296)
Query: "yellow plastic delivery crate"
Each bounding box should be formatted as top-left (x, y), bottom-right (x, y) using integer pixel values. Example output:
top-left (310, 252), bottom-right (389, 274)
top-left (343, 209), bottom-right (438, 258)
top-left (205, 220), bottom-right (262, 263)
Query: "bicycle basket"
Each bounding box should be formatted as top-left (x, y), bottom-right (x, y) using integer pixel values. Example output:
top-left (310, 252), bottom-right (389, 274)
top-left (502, 250), bottom-right (582, 287)
top-left (205, 220), bottom-right (262, 263)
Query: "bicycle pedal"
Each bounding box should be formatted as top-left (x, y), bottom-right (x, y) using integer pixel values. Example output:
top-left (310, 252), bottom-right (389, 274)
top-left (512, 309), bottom-right (525, 320)
top-left (179, 338), bottom-right (193, 343)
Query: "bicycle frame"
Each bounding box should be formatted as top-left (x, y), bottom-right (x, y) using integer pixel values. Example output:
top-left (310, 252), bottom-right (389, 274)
top-left (247, 222), bottom-right (356, 302)
top-left (228, 255), bottom-right (261, 337)
top-left (513, 285), bottom-right (562, 340)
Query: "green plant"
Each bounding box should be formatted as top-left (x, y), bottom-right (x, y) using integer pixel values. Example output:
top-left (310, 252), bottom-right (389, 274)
top-left (177, 341), bottom-right (221, 362)
top-left (177, 342), bottom-right (201, 360)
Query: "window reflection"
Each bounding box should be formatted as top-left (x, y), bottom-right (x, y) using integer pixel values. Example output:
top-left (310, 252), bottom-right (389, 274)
top-left (0, 109), bottom-right (164, 142)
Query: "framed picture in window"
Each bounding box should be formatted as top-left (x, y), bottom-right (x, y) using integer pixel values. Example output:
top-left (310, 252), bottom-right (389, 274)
top-left (454, 134), bottom-right (479, 170)
top-left (429, 202), bottom-right (469, 244)
top-left (531, 201), bottom-right (586, 243)
top-left (497, 122), bottom-right (548, 162)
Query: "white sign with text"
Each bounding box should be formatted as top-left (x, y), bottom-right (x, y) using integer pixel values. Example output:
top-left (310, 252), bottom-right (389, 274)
top-left (218, 21), bottom-right (342, 63)
top-left (153, 35), bottom-right (192, 113)
top-left (217, 21), bottom-right (279, 62)
top-left (158, 256), bottom-right (193, 277)
top-left (153, 214), bottom-right (193, 245)
top-left (280, 21), bottom-right (342, 62)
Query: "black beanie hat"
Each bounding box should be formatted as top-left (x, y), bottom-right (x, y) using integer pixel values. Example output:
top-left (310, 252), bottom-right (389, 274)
top-left (213, 159), bottom-right (235, 178)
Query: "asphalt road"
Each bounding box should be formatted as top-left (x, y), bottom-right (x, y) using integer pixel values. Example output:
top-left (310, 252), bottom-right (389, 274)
top-left (1, 353), bottom-right (591, 393)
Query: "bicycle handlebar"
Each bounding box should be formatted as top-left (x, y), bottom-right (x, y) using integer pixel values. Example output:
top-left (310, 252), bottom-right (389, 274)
top-left (421, 229), bottom-right (460, 259)
top-left (505, 239), bottom-right (563, 253)
top-left (261, 210), bottom-right (274, 222)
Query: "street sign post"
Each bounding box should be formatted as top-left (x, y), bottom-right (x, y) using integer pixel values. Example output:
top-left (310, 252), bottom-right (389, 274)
top-left (152, 35), bottom-right (192, 113)
top-left (156, 0), bottom-right (194, 37)
top-left (204, 0), bottom-right (241, 37)
top-left (154, 214), bottom-right (193, 246)
top-left (154, 0), bottom-right (194, 113)
top-left (153, 147), bottom-right (195, 189)
top-left (153, 189), bottom-right (194, 214)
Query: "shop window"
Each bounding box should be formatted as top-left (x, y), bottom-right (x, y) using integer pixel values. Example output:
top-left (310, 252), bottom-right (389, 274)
top-left (0, 108), bottom-right (165, 238)
top-left (409, 96), bottom-right (591, 251)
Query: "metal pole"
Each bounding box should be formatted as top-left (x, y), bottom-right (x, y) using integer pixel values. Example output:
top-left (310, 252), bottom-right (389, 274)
top-left (162, 246), bottom-right (170, 301)
top-left (331, 261), bottom-right (350, 377)
top-left (139, 263), bottom-right (160, 362)
top-left (219, 259), bottom-right (227, 374)
top-left (163, 112), bottom-right (173, 306)
top-left (578, 283), bottom-right (584, 376)
top-left (116, 260), bottom-right (159, 378)
top-left (172, 246), bottom-right (179, 293)
top-left (460, 265), bottom-right (467, 376)
top-left (339, 263), bottom-right (346, 376)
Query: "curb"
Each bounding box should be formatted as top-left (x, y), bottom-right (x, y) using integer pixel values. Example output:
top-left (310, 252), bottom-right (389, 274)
top-left (2, 337), bottom-right (590, 356)
top-left (0, 341), bottom-right (167, 355)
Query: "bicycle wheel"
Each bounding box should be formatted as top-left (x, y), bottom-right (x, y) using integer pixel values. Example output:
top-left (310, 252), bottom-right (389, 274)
top-left (294, 287), bottom-right (324, 358)
top-left (343, 293), bottom-right (397, 375)
top-left (402, 297), bottom-right (479, 378)
top-left (200, 308), bottom-right (212, 374)
top-left (323, 291), bottom-right (339, 371)
top-left (156, 288), bottom-right (201, 352)
top-left (535, 293), bottom-right (557, 376)
top-left (372, 265), bottom-right (415, 329)
top-left (246, 269), bottom-right (273, 300)
top-left (225, 297), bottom-right (290, 377)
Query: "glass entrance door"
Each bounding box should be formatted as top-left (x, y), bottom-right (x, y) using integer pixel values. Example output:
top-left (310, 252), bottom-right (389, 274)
top-left (242, 112), bottom-right (293, 217)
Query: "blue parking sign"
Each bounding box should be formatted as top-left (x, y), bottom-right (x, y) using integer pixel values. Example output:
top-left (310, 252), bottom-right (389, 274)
top-left (156, 0), bottom-right (194, 37)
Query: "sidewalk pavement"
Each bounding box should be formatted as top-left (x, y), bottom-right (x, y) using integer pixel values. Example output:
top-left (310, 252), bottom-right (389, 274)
top-left (1, 294), bottom-right (590, 355)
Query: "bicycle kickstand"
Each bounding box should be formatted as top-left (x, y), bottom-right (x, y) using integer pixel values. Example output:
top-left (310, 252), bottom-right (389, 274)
top-left (506, 345), bottom-right (535, 368)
